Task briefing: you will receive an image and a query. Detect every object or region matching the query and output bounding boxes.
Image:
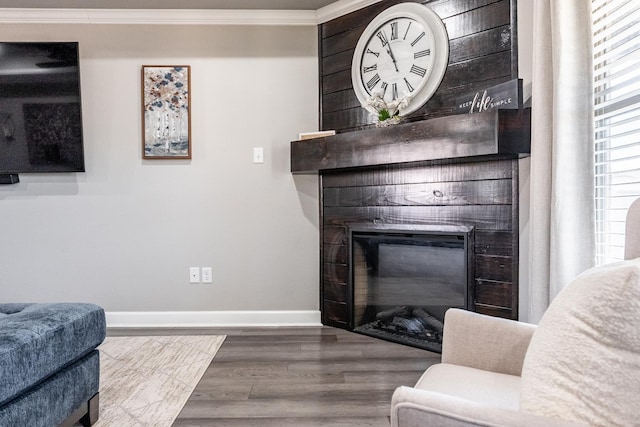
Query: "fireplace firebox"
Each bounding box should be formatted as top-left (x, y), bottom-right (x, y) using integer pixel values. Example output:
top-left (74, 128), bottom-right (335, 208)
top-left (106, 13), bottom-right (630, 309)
top-left (349, 224), bottom-right (474, 352)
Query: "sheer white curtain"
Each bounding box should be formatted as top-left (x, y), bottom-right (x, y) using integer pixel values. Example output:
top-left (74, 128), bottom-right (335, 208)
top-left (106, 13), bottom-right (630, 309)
top-left (528, 0), bottom-right (595, 323)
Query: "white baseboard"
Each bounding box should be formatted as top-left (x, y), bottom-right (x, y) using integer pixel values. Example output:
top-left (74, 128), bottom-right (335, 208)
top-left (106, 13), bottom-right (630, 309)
top-left (106, 310), bottom-right (322, 328)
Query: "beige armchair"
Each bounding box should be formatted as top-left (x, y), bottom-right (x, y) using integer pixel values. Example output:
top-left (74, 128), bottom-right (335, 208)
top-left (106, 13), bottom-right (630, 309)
top-left (391, 199), bottom-right (640, 427)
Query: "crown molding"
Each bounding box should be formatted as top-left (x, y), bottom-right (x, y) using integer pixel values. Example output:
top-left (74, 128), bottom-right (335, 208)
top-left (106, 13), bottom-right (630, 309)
top-left (316, 0), bottom-right (382, 24)
top-left (0, 8), bottom-right (319, 25)
top-left (0, 0), bottom-right (380, 25)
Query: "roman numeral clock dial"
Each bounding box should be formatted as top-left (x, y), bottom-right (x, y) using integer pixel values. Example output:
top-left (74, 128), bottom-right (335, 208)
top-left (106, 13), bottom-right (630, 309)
top-left (351, 3), bottom-right (449, 118)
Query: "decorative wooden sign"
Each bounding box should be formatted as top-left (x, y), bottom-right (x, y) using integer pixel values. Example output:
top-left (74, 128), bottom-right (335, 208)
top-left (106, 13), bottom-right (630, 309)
top-left (455, 79), bottom-right (522, 114)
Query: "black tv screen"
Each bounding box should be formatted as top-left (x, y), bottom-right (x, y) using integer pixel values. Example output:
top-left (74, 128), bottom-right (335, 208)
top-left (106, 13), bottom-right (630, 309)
top-left (0, 42), bottom-right (85, 174)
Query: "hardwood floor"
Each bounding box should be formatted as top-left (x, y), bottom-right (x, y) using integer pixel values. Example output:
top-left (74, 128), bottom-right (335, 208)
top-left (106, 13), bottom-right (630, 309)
top-left (108, 326), bottom-right (440, 426)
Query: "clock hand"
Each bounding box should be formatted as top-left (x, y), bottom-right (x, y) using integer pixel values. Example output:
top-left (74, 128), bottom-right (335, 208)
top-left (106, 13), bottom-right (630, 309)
top-left (385, 42), bottom-right (399, 72)
top-left (380, 30), bottom-right (399, 72)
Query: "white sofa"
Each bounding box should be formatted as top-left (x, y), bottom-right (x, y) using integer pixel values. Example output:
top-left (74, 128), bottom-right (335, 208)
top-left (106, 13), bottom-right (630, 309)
top-left (391, 199), bottom-right (640, 427)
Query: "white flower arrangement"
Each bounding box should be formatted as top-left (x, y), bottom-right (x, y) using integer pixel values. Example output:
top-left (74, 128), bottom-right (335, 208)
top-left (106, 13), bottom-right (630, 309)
top-left (363, 89), bottom-right (412, 126)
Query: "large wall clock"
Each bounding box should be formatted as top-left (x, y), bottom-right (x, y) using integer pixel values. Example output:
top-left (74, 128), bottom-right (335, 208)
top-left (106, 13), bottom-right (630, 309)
top-left (351, 3), bottom-right (450, 117)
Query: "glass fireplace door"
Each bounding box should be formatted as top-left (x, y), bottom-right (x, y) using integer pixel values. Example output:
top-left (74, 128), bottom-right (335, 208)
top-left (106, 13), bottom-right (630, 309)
top-left (350, 226), bottom-right (472, 352)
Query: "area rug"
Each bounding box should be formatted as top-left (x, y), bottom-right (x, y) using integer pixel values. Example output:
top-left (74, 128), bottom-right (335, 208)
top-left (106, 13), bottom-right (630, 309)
top-left (91, 335), bottom-right (225, 426)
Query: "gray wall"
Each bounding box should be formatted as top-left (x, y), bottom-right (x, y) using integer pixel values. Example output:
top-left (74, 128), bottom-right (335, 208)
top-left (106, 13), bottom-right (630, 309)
top-left (0, 24), bottom-right (320, 313)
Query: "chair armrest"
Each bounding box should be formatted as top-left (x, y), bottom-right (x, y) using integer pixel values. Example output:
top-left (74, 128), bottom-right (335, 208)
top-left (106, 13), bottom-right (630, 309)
top-left (625, 198), bottom-right (640, 260)
top-left (391, 386), bottom-right (586, 427)
top-left (441, 309), bottom-right (536, 376)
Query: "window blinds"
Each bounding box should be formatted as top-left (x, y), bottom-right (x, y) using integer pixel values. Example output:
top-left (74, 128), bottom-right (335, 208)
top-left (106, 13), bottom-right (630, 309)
top-left (592, 0), bottom-right (640, 264)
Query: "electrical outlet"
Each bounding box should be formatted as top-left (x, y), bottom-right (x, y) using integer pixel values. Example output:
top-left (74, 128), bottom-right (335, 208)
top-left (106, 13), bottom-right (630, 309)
top-left (189, 267), bottom-right (200, 283)
top-left (202, 267), bottom-right (212, 283)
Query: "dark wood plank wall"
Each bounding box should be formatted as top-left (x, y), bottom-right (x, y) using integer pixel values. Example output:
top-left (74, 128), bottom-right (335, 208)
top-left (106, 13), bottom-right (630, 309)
top-left (320, 159), bottom-right (519, 328)
top-left (320, 0), bottom-right (517, 133)
top-left (315, 0), bottom-right (522, 329)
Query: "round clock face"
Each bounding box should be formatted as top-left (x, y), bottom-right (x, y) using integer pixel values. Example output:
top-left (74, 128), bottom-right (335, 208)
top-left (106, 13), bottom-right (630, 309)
top-left (351, 3), bottom-right (449, 117)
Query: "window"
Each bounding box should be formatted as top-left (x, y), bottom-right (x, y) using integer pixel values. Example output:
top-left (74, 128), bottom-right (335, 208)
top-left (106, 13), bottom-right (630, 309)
top-left (593, 0), bottom-right (640, 265)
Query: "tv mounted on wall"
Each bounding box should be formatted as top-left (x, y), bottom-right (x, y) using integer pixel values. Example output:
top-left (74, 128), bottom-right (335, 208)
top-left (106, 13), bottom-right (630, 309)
top-left (0, 42), bottom-right (85, 184)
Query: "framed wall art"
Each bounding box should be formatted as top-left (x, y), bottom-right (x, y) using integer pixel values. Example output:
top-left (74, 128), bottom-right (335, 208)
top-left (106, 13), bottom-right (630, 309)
top-left (142, 65), bottom-right (191, 159)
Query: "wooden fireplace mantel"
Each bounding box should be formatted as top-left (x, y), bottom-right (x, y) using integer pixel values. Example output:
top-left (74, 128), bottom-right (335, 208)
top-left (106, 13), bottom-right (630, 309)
top-left (290, 109), bottom-right (531, 174)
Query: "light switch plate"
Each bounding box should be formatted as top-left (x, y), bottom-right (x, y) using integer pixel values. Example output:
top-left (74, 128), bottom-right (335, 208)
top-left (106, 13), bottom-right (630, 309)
top-left (253, 147), bottom-right (264, 164)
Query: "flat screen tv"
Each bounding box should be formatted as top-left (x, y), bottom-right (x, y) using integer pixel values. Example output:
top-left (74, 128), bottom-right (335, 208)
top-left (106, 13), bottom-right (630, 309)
top-left (0, 42), bottom-right (85, 177)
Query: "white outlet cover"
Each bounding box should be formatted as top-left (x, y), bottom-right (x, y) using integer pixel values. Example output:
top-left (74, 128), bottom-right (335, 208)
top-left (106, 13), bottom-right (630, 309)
top-left (189, 267), bottom-right (200, 283)
top-left (202, 267), bottom-right (213, 283)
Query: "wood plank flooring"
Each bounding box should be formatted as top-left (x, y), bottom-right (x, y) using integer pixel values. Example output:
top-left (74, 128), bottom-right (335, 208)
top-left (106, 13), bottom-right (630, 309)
top-left (108, 326), bottom-right (440, 426)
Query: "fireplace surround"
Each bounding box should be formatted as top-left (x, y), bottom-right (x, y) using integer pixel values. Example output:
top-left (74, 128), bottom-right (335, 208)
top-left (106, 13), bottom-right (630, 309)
top-left (291, 109), bottom-right (531, 345)
top-left (300, 0), bottom-right (526, 348)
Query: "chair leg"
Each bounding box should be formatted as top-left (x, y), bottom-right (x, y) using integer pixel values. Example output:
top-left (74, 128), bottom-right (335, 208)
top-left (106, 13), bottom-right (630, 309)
top-left (79, 392), bottom-right (100, 427)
